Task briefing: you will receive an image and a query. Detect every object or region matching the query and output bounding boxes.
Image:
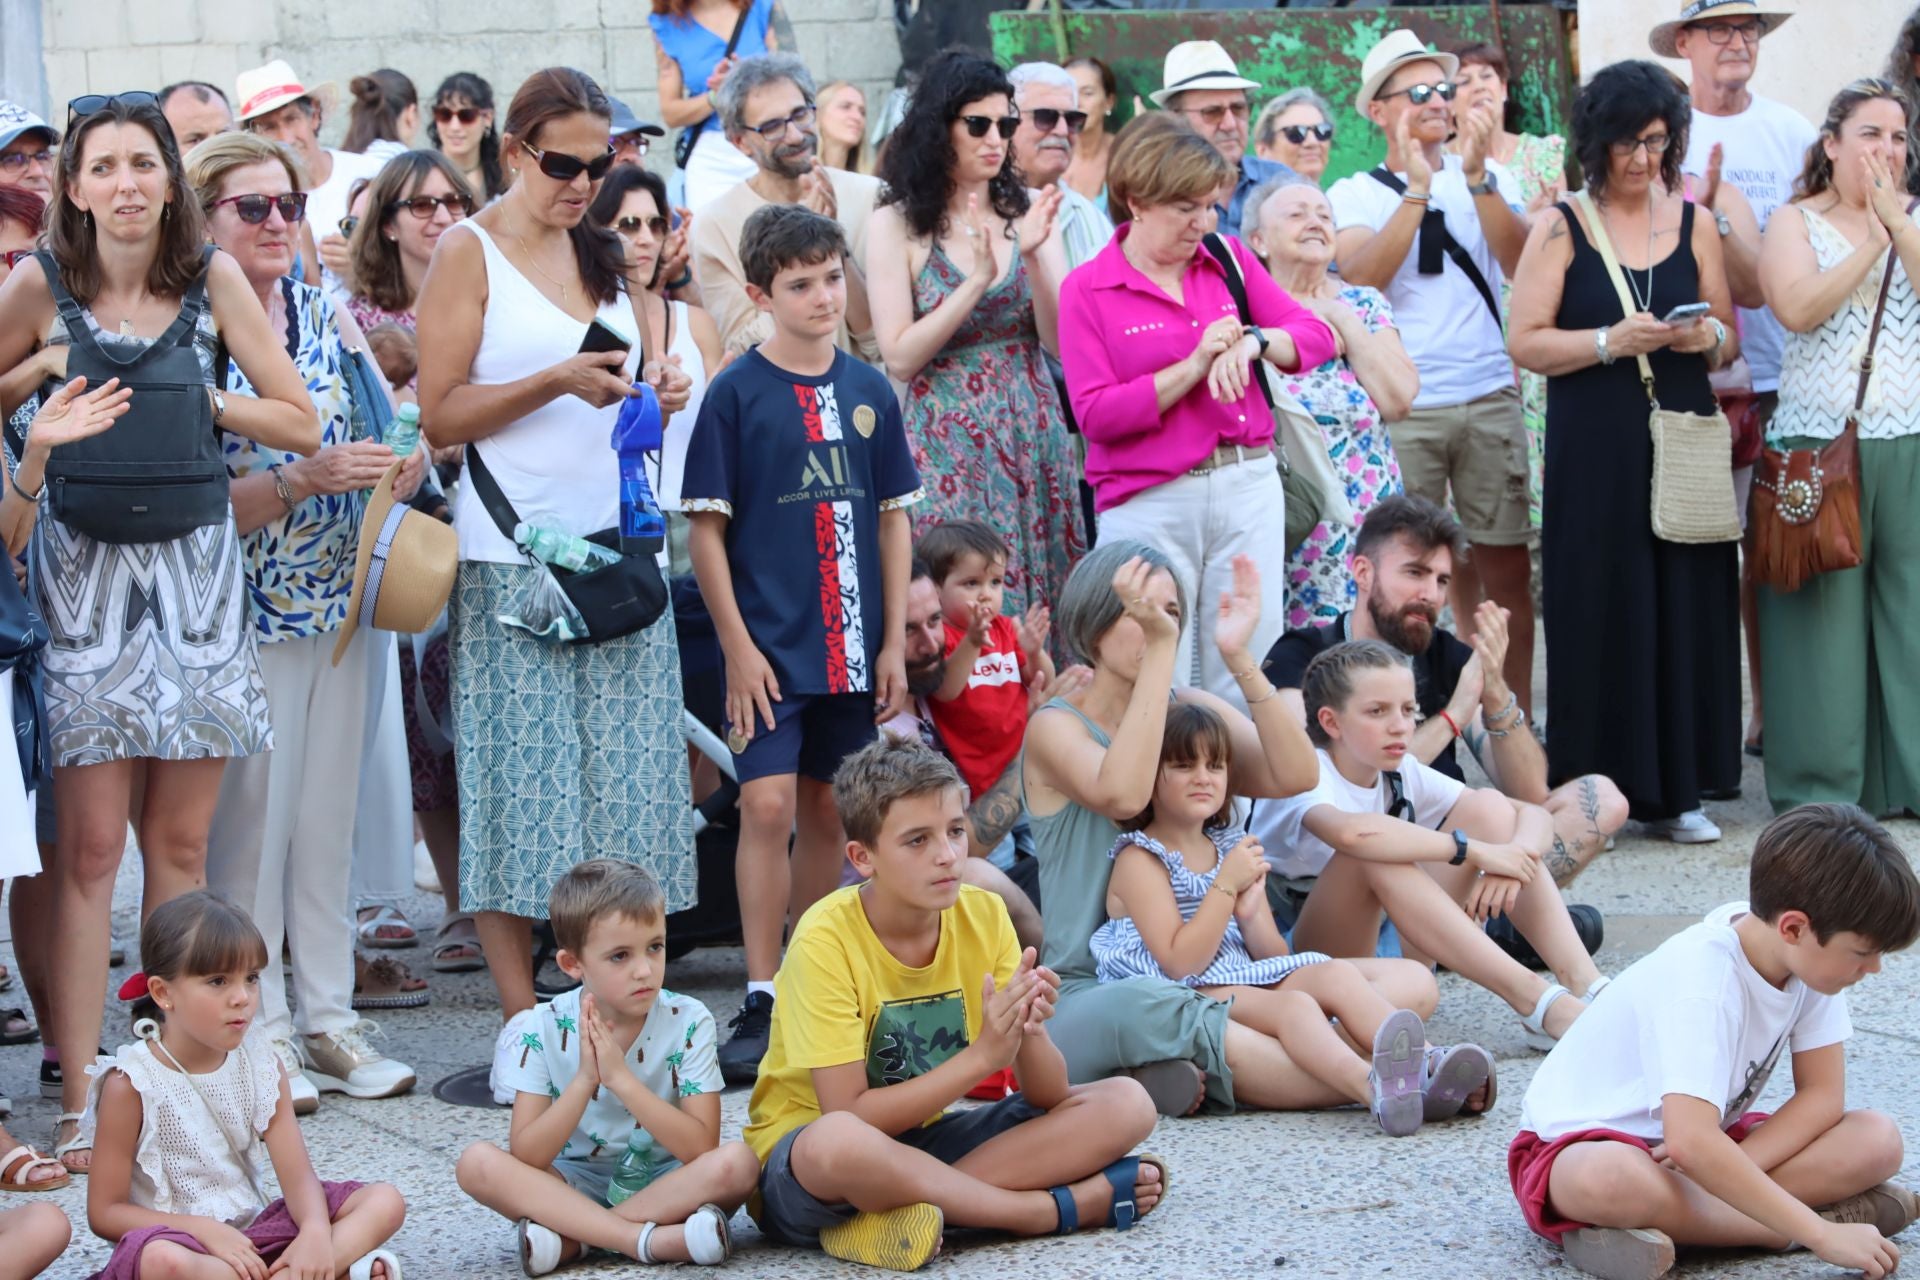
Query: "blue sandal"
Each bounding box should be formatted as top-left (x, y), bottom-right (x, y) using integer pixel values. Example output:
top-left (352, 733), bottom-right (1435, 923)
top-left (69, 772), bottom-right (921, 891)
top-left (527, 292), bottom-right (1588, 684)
top-left (1047, 1152), bottom-right (1170, 1234)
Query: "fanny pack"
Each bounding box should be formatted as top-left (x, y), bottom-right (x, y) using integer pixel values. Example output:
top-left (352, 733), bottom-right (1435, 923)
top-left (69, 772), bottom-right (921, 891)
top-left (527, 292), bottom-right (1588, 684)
top-left (36, 248), bottom-right (231, 544)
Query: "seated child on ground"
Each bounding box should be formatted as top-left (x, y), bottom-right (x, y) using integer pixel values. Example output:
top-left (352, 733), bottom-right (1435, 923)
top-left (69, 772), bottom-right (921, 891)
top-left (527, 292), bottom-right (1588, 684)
top-left (1511, 803), bottom-right (1920, 1280)
top-left (742, 735), bottom-right (1168, 1272)
top-left (1092, 702), bottom-right (1491, 1135)
top-left (916, 520), bottom-right (1054, 858)
top-left (1254, 639), bottom-right (1602, 1051)
top-left (83, 892), bottom-right (407, 1280)
top-left (458, 860), bottom-right (758, 1272)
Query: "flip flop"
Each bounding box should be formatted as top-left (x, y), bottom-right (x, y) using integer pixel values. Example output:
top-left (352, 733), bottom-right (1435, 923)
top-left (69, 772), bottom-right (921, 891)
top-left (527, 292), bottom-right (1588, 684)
top-left (819, 1203), bottom-right (942, 1272)
top-left (0, 1145), bottom-right (68, 1193)
top-left (1422, 1044), bottom-right (1494, 1121)
top-left (1370, 1009), bottom-right (1425, 1137)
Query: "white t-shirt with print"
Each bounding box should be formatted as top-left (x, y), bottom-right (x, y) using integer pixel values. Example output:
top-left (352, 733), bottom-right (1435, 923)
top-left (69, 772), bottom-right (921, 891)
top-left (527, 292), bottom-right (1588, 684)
top-left (1683, 95), bottom-right (1817, 392)
top-left (1249, 747), bottom-right (1467, 880)
top-left (1327, 153), bottom-right (1519, 409)
top-left (491, 985), bottom-right (723, 1180)
top-left (1519, 901), bottom-right (1851, 1142)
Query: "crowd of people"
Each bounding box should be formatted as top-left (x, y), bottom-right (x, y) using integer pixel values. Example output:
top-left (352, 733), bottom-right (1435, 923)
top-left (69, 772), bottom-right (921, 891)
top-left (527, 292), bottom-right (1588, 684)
top-left (0, 0), bottom-right (1915, 1274)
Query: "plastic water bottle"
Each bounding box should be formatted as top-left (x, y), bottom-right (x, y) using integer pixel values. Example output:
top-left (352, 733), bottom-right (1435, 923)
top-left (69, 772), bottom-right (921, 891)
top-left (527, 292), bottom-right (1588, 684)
top-left (514, 522), bottom-right (620, 572)
top-left (386, 402), bottom-right (421, 458)
top-left (612, 384), bottom-right (665, 556)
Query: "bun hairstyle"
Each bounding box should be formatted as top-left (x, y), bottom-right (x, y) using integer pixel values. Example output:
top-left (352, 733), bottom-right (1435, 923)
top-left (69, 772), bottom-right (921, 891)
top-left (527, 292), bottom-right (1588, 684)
top-left (343, 68), bottom-right (419, 154)
top-left (125, 891), bottom-right (270, 1030)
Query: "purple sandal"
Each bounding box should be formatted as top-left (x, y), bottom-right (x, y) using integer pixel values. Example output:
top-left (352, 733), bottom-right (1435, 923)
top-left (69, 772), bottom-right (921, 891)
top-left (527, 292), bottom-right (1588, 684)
top-left (1422, 1044), bottom-right (1495, 1121)
top-left (1369, 1009), bottom-right (1425, 1137)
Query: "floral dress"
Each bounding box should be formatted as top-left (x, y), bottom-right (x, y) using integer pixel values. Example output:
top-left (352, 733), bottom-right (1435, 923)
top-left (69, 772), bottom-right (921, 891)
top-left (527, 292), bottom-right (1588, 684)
top-left (1505, 133), bottom-right (1567, 527)
top-left (904, 243), bottom-right (1085, 616)
top-left (1277, 285), bottom-right (1406, 629)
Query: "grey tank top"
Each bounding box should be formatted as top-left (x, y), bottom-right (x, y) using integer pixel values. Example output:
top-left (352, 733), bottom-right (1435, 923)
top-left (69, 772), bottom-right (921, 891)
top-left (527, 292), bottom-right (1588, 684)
top-left (1025, 697), bottom-right (1122, 981)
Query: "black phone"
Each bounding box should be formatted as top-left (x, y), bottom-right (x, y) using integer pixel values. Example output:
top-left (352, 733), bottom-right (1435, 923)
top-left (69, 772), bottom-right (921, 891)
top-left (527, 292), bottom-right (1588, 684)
top-left (578, 318), bottom-right (633, 359)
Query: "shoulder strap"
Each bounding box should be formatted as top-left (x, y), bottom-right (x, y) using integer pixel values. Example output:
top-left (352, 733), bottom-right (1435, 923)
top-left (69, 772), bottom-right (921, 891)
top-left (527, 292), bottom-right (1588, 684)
top-left (32, 249), bottom-right (91, 340)
top-left (1199, 233), bottom-right (1276, 413)
top-left (1382, 769), bottom-right (1412, 822)
top-left (464, 443), bottom-right (527, 548)
top-left (722, 2), bottom-right (753, 55)
top-left (1853, 200), bottom-right (1915, 420)
top-left (1573, 190), bottom-right (1658, 406)
top-left (1371, 169), bottom-right (1502, 327)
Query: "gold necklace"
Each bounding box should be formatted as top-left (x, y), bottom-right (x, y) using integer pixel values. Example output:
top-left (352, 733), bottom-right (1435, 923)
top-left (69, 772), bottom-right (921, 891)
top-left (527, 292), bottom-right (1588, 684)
top-left (510, 216), bottom-right (572, 305)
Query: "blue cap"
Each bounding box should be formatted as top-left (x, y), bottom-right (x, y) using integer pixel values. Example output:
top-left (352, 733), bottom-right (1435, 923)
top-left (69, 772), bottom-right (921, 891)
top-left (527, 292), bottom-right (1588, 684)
top-left (607, 97), bottom-right (664, 140)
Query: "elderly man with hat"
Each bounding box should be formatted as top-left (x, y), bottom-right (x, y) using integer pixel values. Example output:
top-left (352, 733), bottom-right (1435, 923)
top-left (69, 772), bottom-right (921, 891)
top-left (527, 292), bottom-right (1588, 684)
top-left (0, 103), bottom-right (57, 199)
top-left (1329, 29), bottom-right (1537, 715)
top-left (1153, 40), bottom-right (1294, 239)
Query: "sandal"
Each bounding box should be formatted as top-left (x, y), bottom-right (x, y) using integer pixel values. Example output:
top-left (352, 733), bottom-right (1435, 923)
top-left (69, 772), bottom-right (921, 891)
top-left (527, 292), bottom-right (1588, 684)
top-left (1048, 1152), bottom-right (1170, 1234)
top-left (432, 913), bottom-right (485, 974)
top-left (354, 955), bottom-right (430, 1011)
top-left (1521, 982), bottom-right (1574, 1051)
top-left (0, 1006), bottom-right (37, 1047)
top-left (52, 1112), bottom-right (89, 1176)
top-left (347, 1248), bottom-right (402, 1280)
top-left (819, 1203), bottom-right (942, 1272)
top-left (0, 1145), bottom-right (68, 1193)
top-left (357, 904), bottom-right (418, 950)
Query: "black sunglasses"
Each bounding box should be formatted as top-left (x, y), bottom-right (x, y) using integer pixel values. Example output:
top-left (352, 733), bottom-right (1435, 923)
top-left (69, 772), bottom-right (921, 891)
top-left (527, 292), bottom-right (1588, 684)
top-left (747, 103), bottom-right (816, 141)
top-left (390, 193), bottom-right (475, 220)
top-left (1378, 81), bottom-right (1457, 106)
top-left (210, 192), bottom-right (308, 224)
top-left (614, 214), bottom-right (670, 239)
top-left (520, 141), bottom-right (616, 183)
top-left (434, 106), bottom-right (483, 126)
top-left (1280, 123), bottom-right (1335, 145)
top-left (959, 113), bottom-right (1020, 140)
top-left (66, 91), bottom-right (159, 126)
top-left (1028, 107), bottom-right (1088, 136)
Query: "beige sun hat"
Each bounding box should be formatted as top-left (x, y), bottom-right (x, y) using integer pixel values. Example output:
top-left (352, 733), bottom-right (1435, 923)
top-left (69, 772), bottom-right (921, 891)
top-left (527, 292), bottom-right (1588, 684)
top-left (1649, 0), bottom-right (1794, 59)
top-left (1354, 29), bottom-right (1461, 116)
top-left (332, 459), bottom-right (457, 667)
top-left (1149, 41), bottom-right (1260, 109)
top-left (234, 59), bottom-right (337, 124)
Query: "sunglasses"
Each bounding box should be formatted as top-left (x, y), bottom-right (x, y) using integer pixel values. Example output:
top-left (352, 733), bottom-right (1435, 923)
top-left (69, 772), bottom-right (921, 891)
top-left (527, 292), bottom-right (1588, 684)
top-left (1028, 107), bottom-right (1088, 136)
top-left (1279, 123), bottom-right (1335, 145)
top-left (390, 192), bottom-right (474, 220)
top-left (210, 192), bottom-right (308, 224)
top-left (520, 140), bottom-right (616, 183)
top-left (0, 250), bottom-right (32, 270)
top-left (747, 103), bottom-right (816, 141)
top-left (614, 214), bottom-right (670, 239)
top-left (1377, 81), bottom-right (1457, 106)
top-left (66, 90), bottom-right (159, 126)
top-left (959, 113), bottom-right (1020, 140)
top-left (1182, 101), bottom-right (1251, 127)
top-left (434, 106), bottom-right (484, 126)
top-left (0, 150), bottom-right (50, 171)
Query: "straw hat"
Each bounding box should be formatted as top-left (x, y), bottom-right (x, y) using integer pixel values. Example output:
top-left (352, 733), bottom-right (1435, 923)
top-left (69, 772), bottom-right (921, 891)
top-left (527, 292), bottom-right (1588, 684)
top-left (1649, 0), bottom-right (1794, 59)
top-left (234, 59), bottom-right (337, 124)
top-left (332, 460), bottom-right (457, 666)
top-left (1354, 29), bottom-right (1461, 116)
top-left (1149, 41), bottom-right (1260, 109)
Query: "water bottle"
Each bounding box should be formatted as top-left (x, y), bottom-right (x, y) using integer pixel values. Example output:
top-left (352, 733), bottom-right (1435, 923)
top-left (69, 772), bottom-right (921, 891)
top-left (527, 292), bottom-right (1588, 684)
top-left (386, 402), bottom-right (421, 458)
top-left (612, 384), bottom-right (665, 556)
top-left (514, 522), bottom-right (621, 573)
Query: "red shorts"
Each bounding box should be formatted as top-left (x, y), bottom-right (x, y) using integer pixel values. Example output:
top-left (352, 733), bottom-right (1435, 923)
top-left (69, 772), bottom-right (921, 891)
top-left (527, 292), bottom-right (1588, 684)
top-left (1508, 1112), bottom-right (1769, 1242)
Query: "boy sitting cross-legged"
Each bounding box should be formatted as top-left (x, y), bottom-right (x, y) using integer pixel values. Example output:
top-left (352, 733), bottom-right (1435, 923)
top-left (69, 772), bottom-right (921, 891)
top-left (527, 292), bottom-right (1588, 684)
top-left (456, 860), bottom-right (761, 1272)
top-left (744, 735), bottom-right (1168, 1271)
top-left (1511, 803), bottom-right (1920, 1280)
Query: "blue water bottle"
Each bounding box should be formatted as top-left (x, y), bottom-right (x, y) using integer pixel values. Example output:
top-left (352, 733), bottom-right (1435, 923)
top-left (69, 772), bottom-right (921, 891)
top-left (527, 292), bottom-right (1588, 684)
top-left (612, 383), bottom-right (665, 556)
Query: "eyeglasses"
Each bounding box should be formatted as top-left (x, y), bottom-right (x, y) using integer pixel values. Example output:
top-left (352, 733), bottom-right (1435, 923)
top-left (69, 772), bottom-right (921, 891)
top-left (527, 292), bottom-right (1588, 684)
top-left (1376, 82), bottom-right (1457, 106)
top-left (210, 192), bottom-right (308, 224)
top-left (520, 141), bottom-right (616, 183)
top-left (613, 134), bottom-right (650, 156)
top-left (746, 103), bottom-right (816, 140)
top-left (0, 150), bottom-right (51, 172)
top-left (66, 91), bottom-right (158, 125)
top-left (0, 250), bottom-right (32, 270)
top-left (1027, 107), bottom-right (1088, 136)
top-left (1180, 101), bottom-right (1251, 128)
top-left (614, 214), bottom-right (670, 239)
top-left (1609, 134), bottom-right (1672, 156)
top-left (1692, 19), bottom-right (1764, 45)
top-left (434, 106), bottom-right (483, 126)
top-left (1279, 123), bottom-right (1335, 145)
top-left (339, 215), bottom-right (360, 238)
top-left (390, 193), bottom-right (475, 220)
top-left (959, 113), bottom-right (1020, 140)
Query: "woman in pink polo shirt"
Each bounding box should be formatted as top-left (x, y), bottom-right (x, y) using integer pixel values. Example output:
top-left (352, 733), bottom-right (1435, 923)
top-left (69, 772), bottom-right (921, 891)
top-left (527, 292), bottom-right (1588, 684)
top-left (1060, 116), bottom-right (1335, 702)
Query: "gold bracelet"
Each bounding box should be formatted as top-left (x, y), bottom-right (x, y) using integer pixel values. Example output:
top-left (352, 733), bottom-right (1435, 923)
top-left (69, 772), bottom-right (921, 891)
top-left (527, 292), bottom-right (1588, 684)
top-left (1210, 882), bottom-right (1238, 900)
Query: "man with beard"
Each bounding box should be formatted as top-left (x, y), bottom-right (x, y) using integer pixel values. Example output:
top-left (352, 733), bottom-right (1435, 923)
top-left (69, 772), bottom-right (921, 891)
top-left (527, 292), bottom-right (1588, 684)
top-left (1258, 497), bottom-right (1626, 963)
top-left (1008, 62), bottom-right (1112, 271)
top-left (692, 53), bottom-right (882, 359)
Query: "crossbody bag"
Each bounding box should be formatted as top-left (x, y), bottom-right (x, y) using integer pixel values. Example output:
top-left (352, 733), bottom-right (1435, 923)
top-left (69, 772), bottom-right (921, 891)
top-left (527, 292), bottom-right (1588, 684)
top-left (673, 4), bottom-right (753, 171)
top-left (1366, 168), bottom-right (1503, 327)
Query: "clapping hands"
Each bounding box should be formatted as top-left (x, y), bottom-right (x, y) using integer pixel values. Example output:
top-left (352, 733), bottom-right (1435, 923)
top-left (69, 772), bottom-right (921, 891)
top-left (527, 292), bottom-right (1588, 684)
top-left (978, 947), bottom-right (1060, 1071)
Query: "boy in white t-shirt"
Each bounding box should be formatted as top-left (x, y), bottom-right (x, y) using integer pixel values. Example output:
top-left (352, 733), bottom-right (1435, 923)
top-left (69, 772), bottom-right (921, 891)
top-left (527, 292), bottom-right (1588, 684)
top-left (1511, 805), bottom-right (1920, 1280)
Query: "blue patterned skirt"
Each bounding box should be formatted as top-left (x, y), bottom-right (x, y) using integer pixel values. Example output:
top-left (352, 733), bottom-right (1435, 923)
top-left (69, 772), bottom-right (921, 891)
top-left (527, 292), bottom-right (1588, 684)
top-left (449, 561), bottom-right (695, 917)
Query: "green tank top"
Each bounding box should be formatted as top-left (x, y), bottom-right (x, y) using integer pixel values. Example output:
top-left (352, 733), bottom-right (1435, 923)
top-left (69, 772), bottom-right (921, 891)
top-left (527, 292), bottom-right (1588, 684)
top-left (1025, 697), bottom-right (1122, 981)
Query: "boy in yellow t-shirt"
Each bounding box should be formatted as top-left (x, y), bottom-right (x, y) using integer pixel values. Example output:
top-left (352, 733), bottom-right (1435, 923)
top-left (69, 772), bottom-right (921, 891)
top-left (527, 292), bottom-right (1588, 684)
top-left (743, 736), bottom-right (1169, 1270)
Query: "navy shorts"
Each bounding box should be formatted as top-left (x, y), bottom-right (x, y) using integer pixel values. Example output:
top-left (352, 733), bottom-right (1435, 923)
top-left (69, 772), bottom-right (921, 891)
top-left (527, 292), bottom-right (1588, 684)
top-left (731, 691), bottom-right (877, 785)
top-left (756, 1094), bottom-right (1044, 1246)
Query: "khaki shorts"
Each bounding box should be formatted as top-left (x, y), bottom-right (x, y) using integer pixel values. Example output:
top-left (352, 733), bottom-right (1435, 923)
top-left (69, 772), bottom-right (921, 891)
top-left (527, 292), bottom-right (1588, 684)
top-left (1394, 385), bottom-right (1535, 546)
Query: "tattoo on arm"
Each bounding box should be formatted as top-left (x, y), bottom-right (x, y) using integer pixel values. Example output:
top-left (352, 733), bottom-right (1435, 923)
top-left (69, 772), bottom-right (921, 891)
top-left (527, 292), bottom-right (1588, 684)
top-left (1546, 218), bottom-right (1568, 240)
top-left (967, 765), bottom-right (1023, 851)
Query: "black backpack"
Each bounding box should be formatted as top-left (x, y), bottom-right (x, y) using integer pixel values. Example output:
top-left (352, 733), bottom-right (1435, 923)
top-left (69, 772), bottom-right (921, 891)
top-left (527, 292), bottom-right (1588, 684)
top-left (36, 248), bottom-right (230, 544)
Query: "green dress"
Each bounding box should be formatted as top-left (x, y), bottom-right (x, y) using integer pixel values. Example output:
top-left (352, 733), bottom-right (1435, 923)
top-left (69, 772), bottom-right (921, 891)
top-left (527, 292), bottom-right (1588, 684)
top-left (1504, 133), bottom-right (1568, 526)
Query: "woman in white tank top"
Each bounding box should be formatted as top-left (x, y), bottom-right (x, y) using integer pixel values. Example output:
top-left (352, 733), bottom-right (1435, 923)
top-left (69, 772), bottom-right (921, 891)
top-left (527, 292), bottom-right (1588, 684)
top-left (414, 68), bottom-right (700, 1020)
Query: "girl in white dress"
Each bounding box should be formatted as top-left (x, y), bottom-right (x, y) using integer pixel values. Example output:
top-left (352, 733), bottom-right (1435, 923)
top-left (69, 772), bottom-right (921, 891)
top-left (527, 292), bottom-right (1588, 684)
top-left (82, 893), bottom-right (407, 1280)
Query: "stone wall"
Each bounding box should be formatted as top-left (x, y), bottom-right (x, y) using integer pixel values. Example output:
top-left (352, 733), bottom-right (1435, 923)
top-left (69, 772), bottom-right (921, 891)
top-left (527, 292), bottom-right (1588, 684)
top-left (27, 0), bottom-right (901, 148)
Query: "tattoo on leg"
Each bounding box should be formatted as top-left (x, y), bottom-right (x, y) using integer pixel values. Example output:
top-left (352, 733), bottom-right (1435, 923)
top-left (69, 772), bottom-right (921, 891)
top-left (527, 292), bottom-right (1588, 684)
top-left (967, 767), bottom-right (1023, 851)
top-left (1547, 835), bottom-right (1578, 886)
top-left (1578, 777), bottom-right (1603, 838)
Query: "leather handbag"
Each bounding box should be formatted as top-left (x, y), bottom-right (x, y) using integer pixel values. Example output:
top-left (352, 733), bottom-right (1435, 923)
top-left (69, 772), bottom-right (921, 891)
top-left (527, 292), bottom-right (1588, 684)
top-left (1574, 192), bottom-right (1740, 545)
top-left (1747, 222), bottom-right (1905, 594)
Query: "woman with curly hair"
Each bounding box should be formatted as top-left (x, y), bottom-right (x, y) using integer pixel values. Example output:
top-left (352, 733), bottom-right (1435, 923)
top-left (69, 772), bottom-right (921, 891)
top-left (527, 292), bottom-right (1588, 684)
top-left (867, 48), bottom-right (1084, 617)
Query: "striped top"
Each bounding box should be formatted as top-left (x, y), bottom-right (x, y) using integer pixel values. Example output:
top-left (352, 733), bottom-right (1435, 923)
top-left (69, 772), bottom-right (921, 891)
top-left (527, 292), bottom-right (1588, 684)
top-left (1090, 828), bottom-right (1330, 990)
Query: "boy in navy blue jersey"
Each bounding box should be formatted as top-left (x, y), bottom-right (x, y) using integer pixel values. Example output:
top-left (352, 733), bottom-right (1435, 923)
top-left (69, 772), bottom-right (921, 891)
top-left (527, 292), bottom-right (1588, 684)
top-left (682, 203), bottom-right (921, 1085)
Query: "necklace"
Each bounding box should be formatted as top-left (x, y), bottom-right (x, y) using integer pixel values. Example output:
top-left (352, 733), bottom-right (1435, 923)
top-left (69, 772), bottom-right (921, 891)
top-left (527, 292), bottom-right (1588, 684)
top-left (1600, 198), bottom-right (1658, 313)
top-left (510, 216), bottom-right (572, 305)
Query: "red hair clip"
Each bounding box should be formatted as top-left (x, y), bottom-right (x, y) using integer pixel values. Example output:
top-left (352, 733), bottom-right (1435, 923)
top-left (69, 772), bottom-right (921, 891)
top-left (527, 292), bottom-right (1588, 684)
top-left (116, 971), bottom-right (149, 1002)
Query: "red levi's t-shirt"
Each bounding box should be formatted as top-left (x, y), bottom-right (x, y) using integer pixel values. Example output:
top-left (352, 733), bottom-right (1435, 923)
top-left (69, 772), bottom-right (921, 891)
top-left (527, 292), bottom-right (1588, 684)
top-left (927, 614), bottom-right (1029, 802)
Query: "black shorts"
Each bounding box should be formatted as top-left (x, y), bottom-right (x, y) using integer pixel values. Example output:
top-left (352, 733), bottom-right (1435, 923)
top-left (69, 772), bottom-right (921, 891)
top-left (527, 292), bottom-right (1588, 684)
top-left (732, 691), bottom-right (877, 785)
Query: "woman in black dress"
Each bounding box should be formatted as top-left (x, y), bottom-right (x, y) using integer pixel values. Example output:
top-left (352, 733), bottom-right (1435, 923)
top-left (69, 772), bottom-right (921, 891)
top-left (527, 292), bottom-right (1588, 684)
top-left (1507, 61), bottom-right (1742, 841)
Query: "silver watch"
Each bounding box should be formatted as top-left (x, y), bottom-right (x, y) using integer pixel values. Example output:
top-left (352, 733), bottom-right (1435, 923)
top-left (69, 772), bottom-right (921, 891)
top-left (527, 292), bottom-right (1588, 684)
top-left (1594, 327), bottom-right (1614, 366)
top-left (1714, 210), bottom-right (1733, 238)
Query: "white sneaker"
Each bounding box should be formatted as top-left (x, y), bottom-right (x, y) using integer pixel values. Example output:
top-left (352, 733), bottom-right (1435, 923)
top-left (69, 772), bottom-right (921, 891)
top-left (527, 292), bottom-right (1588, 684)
top-left (301, 1020), bottom-right (417, 1099)
top-left (272, 1038), bottom-right (321, 1115)
top-left (1642, 809), bottom-right (1721, 844)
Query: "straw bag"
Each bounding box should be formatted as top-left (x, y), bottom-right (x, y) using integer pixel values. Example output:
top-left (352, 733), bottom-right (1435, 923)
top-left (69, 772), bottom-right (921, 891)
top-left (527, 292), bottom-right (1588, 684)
top-left (1574, 192), bottom-right (1740, 545)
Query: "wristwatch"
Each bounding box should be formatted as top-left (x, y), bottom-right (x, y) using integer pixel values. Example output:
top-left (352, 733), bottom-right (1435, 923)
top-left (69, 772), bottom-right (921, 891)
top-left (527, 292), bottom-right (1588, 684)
top-left (1247, 324), bottom-right (1270, 356)
top-left (1467, 172), bottom-right (1499, 197)
top-left (1714, 210), bottom-right (1733, 238)
top-left (1594, 327), bottom-right (1614, 366)
top-left (208, 386), bottom-right (227, 424)
top-left (1450, 829), bottom-right (1470, 866)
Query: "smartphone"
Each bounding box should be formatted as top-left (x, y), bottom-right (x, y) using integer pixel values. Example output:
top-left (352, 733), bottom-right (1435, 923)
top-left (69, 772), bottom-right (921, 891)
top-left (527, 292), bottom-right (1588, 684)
top-left (578, 318), bottom-right (633, 358)
top-left (1660, 302), bottom-right (1711, 325)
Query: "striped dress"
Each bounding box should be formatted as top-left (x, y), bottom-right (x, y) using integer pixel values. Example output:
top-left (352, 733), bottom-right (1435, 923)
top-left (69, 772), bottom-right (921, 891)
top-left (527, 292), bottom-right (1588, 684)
top-left (1090, 829), bottom-right (1331, 989)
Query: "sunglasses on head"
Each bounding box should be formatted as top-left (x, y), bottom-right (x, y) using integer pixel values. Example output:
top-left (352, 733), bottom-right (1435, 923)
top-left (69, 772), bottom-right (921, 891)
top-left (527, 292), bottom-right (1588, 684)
top-left (210, 192), bottom-right (308, 224)
top-left (520, 140), bottom-right (616, 183)
top-left (1280, 123), bottom-right (1335, 145)
top-left (390, 192), bottom-right (474, 219)
top-left (1378, 81), bottom-right (1457, 106)
top-left (959, 113), bottom-right (1020, 140)
top-left (1028, 107), bottom-right (1088, 136)
top-left (434, 106), bottom-right (484, 126)
top-left (66, 90), bottom-right (159, 126)
top-left (614, 214), bottom-right (670, 239)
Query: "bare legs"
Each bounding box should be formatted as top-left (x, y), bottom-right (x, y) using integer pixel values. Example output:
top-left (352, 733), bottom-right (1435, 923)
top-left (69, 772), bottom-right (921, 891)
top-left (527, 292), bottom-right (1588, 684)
top-left (736, 776), bottom-right (842, 983)
top-left (476, 912), bottom-right (536, 1020)
top-left (0, 1201), bottom-right (70, 1278)
top-left (1206, 960), bottom-right (1406, 1107)
top-left (134, 1182), bottom-right (405, 1280)
top-left (1543, 775), bottom-right (1630, 888)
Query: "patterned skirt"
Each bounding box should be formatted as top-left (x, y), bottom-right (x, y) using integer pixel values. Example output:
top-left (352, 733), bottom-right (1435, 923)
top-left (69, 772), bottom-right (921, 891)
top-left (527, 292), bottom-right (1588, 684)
top-left (449, 562), bottom-right (695, 917)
